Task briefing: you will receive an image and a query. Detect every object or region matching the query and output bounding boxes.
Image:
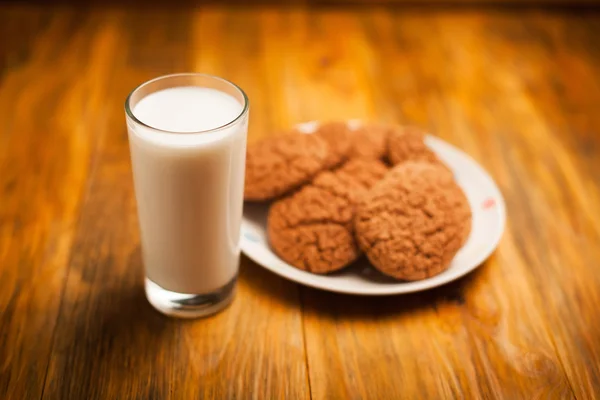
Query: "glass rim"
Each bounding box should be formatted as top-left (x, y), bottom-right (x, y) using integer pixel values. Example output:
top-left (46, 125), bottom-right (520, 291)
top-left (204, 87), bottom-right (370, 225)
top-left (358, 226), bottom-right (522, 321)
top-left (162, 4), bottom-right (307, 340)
top-left (124, 73), bottom-right (249, 135)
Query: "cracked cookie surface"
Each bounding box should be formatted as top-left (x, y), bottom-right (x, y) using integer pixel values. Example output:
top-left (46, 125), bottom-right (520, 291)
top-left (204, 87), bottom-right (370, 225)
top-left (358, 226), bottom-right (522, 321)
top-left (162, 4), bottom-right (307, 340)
top-left (355, 162), bottom-right (471, 280)
top-left (244, 133), bottom-right (329, 201)
top-left (268, 159), bottom-right (388, 273)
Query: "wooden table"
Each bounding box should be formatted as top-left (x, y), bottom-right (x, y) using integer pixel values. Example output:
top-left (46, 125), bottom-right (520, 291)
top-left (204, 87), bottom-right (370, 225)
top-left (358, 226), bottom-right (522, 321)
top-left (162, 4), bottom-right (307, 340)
top-left (1, 2), bottom-right (600, 399)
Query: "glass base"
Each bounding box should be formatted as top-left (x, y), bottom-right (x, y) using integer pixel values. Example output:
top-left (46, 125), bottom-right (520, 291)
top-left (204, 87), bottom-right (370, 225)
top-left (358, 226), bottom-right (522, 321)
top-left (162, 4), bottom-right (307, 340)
top-left (145, 276), bottom-right (236, 319)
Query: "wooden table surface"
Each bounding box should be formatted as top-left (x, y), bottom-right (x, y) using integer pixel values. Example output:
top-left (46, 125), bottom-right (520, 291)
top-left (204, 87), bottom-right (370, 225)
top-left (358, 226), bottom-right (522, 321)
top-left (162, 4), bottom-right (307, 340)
top-left (1, 2), bottom-right (600, 399)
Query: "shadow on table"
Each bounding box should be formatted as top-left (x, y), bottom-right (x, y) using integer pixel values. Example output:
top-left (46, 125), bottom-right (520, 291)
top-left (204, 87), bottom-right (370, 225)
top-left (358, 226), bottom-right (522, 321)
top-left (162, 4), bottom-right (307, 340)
top-left (242, 254), bottom-right (489, 320)
top-left (302, 266), bottom-right (485, 320)
top-left (45, 249), bottom-right (181, 397)
top-left (239, 257), bottom-right (303, 311)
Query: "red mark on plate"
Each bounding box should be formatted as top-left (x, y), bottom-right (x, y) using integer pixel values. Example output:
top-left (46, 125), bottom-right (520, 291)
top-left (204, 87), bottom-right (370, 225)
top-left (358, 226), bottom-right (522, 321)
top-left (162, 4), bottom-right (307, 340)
top-left (482, 197), bottom-right (496, 210)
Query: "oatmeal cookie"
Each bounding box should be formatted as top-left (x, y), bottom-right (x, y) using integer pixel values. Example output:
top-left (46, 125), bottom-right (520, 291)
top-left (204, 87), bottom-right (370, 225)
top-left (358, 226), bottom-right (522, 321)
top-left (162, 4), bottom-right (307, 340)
top-left (314, 121), bottom-right (353, 168)
top-left (244, 133), bottom-right (329, 201)
top-left (387, 126), bottom-right (442, 166)
top-left (347, 123), bottom-right (390, 161)
top-left (354, 162), bottom-right (471, 281)
top-left (268, 159), bottom-right (388, 273)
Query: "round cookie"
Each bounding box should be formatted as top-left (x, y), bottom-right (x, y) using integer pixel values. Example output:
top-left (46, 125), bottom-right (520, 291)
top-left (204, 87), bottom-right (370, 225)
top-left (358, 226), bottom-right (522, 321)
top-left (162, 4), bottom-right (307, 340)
top-left (268, 159), bottom-right (388, 273)
top-left (244, 132), bottom-right (329, 201)
top-left (348, 123), bottom-right (390, 161)
top-left (387, 126), bottom-right (442, 166)
top-left (354, 162), bottom-right (471, 281)
top-left (315, 121), bottom-right (353, 168)
top-left (388, 126), bottom-right (465, 239)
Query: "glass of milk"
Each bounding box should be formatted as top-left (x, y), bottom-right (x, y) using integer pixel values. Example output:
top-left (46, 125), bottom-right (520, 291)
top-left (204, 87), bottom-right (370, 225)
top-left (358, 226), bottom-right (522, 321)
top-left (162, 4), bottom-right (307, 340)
top-left (125, 73), bottom-right (249, 318)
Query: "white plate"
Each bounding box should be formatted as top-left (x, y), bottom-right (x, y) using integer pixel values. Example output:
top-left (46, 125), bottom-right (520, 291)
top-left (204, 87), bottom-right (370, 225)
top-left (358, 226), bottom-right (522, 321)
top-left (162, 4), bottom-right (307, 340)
top-left (241, 121), bottom-right (506, 295)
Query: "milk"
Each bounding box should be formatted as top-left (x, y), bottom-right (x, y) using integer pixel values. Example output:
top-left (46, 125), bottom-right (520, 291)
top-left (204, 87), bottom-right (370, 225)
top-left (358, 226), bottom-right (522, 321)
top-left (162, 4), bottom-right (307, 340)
top-left (127, 86), bottom-right (247, 295)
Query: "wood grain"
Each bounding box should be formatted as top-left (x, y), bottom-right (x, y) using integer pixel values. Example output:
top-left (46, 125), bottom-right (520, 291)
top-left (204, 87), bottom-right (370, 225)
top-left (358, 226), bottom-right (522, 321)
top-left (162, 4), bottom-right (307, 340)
top-left (33, 8), bottom-right (308, 400)
top-left (0, 8), bottom-right (108, 399)
top-left (297, 11), bottom-right (576, 398)
top-left (1, 3), bottom-right (600, 399)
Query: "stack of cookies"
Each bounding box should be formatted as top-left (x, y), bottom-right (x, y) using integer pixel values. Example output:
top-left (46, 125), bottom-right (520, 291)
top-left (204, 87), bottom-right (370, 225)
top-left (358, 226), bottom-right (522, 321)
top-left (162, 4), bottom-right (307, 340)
top-left (244, 122), bottom-right (472, 281)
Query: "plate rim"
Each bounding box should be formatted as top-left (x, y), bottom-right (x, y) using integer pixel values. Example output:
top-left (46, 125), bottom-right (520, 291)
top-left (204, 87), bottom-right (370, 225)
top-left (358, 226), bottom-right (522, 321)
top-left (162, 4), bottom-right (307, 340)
top-left (241, 121), bottom-right (506, 295)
